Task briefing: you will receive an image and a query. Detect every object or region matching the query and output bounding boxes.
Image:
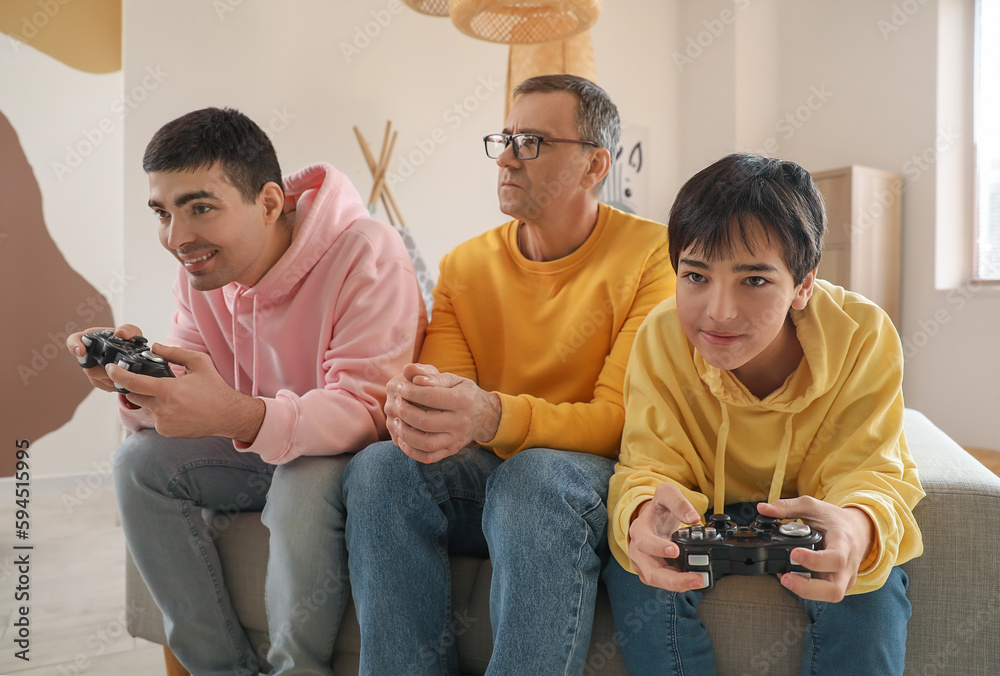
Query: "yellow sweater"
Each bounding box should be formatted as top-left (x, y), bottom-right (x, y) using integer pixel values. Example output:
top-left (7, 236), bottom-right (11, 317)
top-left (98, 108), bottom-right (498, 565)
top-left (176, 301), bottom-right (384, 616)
top-left (609, 280), bottom-right (924, 594)
top-left (419, 203), bottom-right (676, 459)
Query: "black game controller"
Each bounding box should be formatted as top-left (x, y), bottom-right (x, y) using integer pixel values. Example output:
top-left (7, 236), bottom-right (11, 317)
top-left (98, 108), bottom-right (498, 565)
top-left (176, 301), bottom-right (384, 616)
top-left (78, 329), bottom-right (175, 394)
top-left (670, 512), bottom-right (824, 589)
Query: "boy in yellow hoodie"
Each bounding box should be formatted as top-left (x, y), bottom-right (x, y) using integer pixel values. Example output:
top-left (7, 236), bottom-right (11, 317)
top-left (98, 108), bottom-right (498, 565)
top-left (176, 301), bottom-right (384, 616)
top-left (605, 153), bottom-right (924, 675)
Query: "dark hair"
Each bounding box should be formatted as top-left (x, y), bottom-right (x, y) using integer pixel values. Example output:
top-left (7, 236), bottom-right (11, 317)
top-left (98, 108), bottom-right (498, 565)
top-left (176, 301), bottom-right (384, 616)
top-left (513, 75), bottom-right (620, 191)
top-left (667, 153), bottom-right (826, 285)
top-left (142, 107), bottom-right (283, 204)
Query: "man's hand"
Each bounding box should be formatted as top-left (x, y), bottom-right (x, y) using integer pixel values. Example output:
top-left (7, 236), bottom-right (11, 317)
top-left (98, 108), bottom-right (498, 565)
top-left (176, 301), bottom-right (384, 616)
top-left (757, 497), bottom-right (876, 603)
top-left (106, 343), bottom-right (265, 444)
top-left (66, 324), bottom-right (144, 393)
top-left (626, 482), bottom-right (711, 592)
top-left (384, 363), bottom-right (501, 464)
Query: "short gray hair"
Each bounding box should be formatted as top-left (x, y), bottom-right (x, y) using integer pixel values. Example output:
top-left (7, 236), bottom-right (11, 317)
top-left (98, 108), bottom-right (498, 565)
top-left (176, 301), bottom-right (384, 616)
top-left (513, 74), bottom-right (621, 157)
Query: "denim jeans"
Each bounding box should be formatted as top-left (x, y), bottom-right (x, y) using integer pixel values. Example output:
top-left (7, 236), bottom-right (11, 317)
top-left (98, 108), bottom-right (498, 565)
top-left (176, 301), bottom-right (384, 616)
top-left (603, 503), bottom-right (912, 676)
top-left (114, 429), bottom-right (351, 675)
top-left (343, 442), bottom-right (616, 676)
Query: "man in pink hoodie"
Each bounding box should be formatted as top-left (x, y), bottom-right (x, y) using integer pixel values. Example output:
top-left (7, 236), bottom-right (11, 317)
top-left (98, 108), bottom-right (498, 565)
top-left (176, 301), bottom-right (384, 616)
top-left (66, 107), bottom-right (425, 675)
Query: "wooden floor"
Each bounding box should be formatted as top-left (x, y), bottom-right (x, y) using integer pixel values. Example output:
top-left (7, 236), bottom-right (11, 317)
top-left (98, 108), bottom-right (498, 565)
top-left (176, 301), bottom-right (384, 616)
top-left (0, 479), bottom-right (165, 675)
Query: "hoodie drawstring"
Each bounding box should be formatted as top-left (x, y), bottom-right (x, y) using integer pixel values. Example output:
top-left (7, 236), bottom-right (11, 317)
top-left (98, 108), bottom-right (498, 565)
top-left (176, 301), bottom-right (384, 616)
top-left (712, 404), bottom-right (795, 517)
top-left (232, 292), bottom-right (241, 396)
top-left (768, 416), bottom-right (796, 504)
top-left (251, 295), bottom-right (259, 398)
top-left (231, 289), bottom-right (261, 398)
top-left (713, 404), bottom-right (731, 516)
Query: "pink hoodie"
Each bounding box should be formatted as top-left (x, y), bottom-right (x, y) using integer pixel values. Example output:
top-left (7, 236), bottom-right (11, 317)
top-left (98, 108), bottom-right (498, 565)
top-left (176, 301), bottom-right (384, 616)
top-left (121, 163), bottom-right (426, 464)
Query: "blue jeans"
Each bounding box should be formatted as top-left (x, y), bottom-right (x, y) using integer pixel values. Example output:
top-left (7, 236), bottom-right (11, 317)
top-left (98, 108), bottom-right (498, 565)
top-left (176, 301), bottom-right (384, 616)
top-left (343, 442), bottom-right (616, 676)
top-left (603, 503), bottom-right (912, 676)
top-left (114, 430), bottom-right (351, 675)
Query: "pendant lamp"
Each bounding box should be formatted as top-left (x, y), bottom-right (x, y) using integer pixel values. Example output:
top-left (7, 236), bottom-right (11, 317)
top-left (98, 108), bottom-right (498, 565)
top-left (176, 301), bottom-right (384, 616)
top-left (401, 0), bottom-right (450, 16)
top-left (449, 0), bottom-right (600, 44)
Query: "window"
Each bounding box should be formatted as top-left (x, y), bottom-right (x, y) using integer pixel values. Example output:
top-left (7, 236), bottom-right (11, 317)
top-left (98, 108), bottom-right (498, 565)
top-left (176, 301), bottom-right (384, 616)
top-left (975, 0), bottom-right (1000, 280)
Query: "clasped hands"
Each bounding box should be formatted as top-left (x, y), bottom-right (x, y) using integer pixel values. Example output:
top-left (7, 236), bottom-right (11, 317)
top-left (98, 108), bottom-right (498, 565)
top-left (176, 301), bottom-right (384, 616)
top-left (66, 324), bottom-right (264, 444)
top-left (385, 363), bottom-right (501, 463)
top-left (627, 482), bottom-right (876, 603)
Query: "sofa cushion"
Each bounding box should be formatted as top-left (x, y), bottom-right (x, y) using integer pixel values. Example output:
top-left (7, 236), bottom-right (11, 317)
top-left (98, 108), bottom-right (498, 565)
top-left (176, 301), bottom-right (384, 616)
top-left (126, 409), bottom-right (1000, 675)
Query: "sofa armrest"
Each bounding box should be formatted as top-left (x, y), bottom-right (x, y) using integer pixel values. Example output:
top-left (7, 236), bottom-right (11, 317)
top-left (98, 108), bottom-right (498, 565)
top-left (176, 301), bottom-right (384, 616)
top-left (901, 409), bottom-right (1000, 672)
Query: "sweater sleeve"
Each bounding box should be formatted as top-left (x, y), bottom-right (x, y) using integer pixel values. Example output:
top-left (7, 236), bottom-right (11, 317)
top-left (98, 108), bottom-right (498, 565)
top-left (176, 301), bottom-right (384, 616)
top-left (608, 302), bottom-right (713, 572)
top-left (485, 241), bottom-right (676, 459)
top-left (236, 255), bottom-right (425, 464)
top-left (796, 307), bottom-right (924, 594)
top-left (417, 252), bottom-right (479, 380)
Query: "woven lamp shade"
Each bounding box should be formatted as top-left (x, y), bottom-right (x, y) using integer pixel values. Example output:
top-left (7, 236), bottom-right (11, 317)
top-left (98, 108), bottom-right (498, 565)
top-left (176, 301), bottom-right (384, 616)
top-left (402, 0), bottom-right (450, 16)
top-left (449, 0), bottom-right (600, 44)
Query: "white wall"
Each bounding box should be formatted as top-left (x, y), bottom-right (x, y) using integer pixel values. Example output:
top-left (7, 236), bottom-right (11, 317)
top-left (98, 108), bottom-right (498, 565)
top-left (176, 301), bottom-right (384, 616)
top-left (117, 0), bottom-right (997, 454)
top-left (122, 0), bottom-right (681, 341)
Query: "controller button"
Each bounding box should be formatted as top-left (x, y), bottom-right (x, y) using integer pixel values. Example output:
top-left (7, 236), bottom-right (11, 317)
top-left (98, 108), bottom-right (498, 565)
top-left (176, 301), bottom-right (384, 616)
top-left (779, 522), bottom-right (812, 537)
top-left (142, 350), bottom-right (166, 363)
top-left (691, 529), bottom-right (704, 540)
top-left (688, 554), bottom-right (710, 567)
top-left (704, 527), bottom-right (717, 537)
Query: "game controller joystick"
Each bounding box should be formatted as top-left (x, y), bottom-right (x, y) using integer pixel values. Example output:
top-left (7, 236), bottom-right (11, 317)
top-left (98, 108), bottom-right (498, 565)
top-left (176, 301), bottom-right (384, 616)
top-left (78, 329), bottom-right (175, 394)
top-left (671, 510), bottom-right (823, 589)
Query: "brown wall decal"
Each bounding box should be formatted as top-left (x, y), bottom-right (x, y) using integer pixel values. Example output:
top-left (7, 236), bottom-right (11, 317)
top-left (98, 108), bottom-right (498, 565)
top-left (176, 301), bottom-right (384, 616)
top-left (0, 0), bottom-right (121, 74)
top-left (0, 110), bottom-right (114, 477)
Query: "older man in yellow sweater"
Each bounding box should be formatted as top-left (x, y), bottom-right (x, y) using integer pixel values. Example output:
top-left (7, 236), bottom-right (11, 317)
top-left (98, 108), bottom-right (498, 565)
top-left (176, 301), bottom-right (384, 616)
top-left (342, 75), bottom-right (676, 675)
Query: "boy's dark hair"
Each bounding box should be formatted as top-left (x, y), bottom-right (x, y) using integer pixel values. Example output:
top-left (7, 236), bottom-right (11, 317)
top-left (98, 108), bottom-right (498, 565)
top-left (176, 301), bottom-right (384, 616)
top-left (667, 153), bottom-right (826, 285)
top-left (142, 107), bottom-right (283, 204)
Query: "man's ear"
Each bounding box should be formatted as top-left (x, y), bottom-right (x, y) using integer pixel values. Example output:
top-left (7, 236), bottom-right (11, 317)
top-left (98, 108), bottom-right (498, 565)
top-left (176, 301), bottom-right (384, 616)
top-left (580, 146), bottom-right (612, 192)
top-left (259, 181), bottom-right (285, 225)
top-left (792, 269), bottom-right (818, 310)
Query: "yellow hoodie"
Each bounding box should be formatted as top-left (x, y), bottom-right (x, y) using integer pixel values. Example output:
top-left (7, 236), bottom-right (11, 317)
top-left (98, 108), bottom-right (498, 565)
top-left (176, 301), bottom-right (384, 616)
top-left (609, 280), bottom-right (924, 594)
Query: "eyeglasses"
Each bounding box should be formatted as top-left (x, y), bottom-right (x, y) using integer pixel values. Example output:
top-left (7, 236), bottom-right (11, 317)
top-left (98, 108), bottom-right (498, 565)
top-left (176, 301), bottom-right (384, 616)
top-left (483, 133), bottom-right (599, 160)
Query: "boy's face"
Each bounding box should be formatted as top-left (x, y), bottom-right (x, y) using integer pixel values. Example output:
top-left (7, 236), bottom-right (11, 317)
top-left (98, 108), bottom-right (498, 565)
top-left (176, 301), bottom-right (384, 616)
top-left (148, 163), bottom-right (276, 291)
top-left (675, 229), bottom-right (816, 375)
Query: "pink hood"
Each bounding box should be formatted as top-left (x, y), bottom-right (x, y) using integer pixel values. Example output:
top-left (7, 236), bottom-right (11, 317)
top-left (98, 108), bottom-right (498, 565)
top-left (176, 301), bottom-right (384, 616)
top-left (122, 163), bottom-right (426, 463)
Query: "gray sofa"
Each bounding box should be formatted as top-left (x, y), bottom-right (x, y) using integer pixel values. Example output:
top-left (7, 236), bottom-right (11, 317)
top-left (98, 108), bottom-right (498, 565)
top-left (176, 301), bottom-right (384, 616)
top-left (127, 409), bottom-right (1000, 674)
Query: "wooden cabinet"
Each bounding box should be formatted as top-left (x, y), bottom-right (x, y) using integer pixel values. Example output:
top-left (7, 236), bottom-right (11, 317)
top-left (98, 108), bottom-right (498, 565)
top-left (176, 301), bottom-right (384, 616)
top-left (811, 165), bottom-right (903, 326)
